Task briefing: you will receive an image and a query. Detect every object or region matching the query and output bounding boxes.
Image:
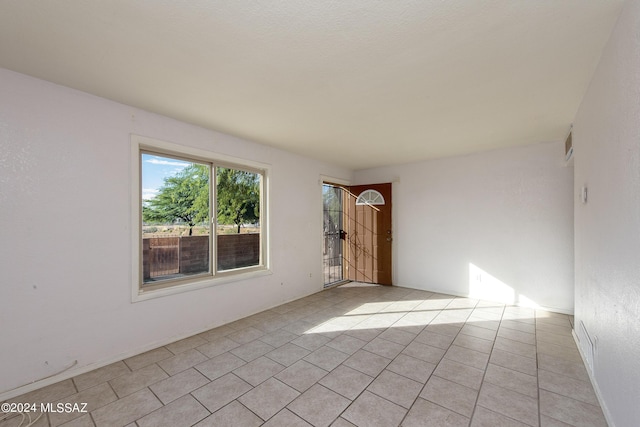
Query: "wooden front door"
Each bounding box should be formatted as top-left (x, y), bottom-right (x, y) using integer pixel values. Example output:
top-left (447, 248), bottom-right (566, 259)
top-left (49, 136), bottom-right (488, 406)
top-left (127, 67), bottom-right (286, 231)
top-left (345, 183), bottom-right (392, 285)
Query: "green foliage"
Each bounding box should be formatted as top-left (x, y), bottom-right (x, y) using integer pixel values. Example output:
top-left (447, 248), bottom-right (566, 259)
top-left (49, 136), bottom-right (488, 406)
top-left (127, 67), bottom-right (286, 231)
top-left (142, 164), bottom-right (209, 236)
top-left (217, 168), bottom-right (260, 233)
top-left (143, 163), bottom-right (260, 235)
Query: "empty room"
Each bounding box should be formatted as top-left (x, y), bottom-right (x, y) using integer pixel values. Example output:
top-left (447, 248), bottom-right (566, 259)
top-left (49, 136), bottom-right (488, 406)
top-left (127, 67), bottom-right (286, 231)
top-left (1, 1), bottom-right (638, 427)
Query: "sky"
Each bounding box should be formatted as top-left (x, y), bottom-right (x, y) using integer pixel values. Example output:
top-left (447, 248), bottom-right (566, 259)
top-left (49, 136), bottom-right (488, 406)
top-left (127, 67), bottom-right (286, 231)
top-left (141, 153), bottom-right (190, 200)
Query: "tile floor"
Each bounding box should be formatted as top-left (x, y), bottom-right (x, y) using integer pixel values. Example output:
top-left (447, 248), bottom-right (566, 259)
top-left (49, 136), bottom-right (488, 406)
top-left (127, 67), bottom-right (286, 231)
top-left (1, 283), bottom-right (608, 427)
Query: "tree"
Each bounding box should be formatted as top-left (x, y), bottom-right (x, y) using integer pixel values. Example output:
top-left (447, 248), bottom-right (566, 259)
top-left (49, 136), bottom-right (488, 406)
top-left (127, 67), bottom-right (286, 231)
top-left (143, 164), bottom-right (209, 236)
top-left (216, 168), bottom-right (260, 233)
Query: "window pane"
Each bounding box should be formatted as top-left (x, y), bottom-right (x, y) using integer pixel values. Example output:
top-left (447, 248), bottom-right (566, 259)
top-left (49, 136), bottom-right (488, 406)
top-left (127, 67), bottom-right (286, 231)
top-left (141, 153), bottom-right (210, 284)
top-left (216, 167), bottom-right (261, 271)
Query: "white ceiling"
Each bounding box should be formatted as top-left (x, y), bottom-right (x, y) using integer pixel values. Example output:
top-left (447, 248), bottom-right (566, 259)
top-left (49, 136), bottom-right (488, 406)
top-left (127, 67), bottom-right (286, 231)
top-left (0, 1), bottom-right (623, 170)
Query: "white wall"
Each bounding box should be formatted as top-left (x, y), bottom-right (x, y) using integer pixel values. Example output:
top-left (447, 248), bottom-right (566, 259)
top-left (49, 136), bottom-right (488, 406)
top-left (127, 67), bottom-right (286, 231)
top-left (0, 69), bottom-right (351, 397)
top-left (354, 142), bottom-right (574, 312)
top-left (572, 0), bottom-right (640, 425)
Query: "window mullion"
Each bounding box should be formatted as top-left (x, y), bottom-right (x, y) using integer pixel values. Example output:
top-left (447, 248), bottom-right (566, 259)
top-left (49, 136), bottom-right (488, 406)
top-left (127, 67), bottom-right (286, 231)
top-left (211, 164), bottom-right (217, 276)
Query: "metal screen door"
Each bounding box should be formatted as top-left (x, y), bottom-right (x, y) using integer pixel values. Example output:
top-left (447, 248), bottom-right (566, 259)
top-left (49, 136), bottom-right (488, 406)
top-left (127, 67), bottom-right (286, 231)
top-left (322, 184), bottom-right (344, 287)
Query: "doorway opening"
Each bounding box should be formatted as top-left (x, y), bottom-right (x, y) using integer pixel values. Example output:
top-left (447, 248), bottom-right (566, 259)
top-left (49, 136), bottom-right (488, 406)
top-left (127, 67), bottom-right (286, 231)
top-left (322, 182), bottom-right (393, 288)
top-left (322, 183), bottom-right (345, 287)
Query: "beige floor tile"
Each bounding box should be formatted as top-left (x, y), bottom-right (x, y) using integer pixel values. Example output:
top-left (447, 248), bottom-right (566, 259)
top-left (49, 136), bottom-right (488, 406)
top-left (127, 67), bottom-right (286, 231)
top-left (343, 327), bottom-right (384, 342)
top-left (238, 378), bottom-right (300, 421)
top-left (536, 314), bottom-right (571, 328)
top-left (483, 363), bottom-right (537, 398)
top-left (362, 337), bottom-right (405, 359)
top-left (402, 398), bottom-right (470, 427)
top-left (230, 340), bottom-right (275, 362)
top-left (503, 308), bottom-right (536, 322)
top-left (342, 391), bottom-right (407, 427)
top-left (59, 414), bottom-right (93, 427)
top-left (196, 336), bottom-right (241, 358)
top-left (232, 356), bottom-right (285, 386)
top-left (537, 354), bottom-right (589, 382)
top-left (343, 349), bottom-right (391, 377)
top-left (9, 379), bottom-right (77, 406)
top-left (262, 409), bottom-right (313, 427)
top-left (194, 352), bottom-right (246, 381)
top-left (540, 414), bottom-right (574, 426)
top-left (258, 329), bottom-right (299, 347)
top-left (197, 325), bottom-right (234, 342)
top-left (395, 311), bottom-right (438, 329)
top-left (227, 326), bottom-right (265, 344)
top-left (466, 318), bottom-right (501, 331)
top-left (366, 370), bottom-right (422, 409)
top-left (265, 343), bottom-right (311, 367)
top-left (499, 320), bottom-right (536, 334)
top-left (420, 376), bottom-right (478, 418)
top-left (386, 354), bottom-right (436, 384)
top-left (538, 369), bottom-right (598, 406)
top-left (194, 401), bottom-right (261, 427)
top-left (326, 334), bottom-right (368, 355)
top-left (413, 329), bottom-right (456, 349)
top-left (493, 337), bottom-right (537, 359)
top-left (452, 334), bottom-right (493, 354)
top-left (444, 345), bottom-right (489, 370)
top-left (477, 383), bottom-right (538, 426)
top-left (72, 361), bottom-right (130, 391)
top-left (137, 394), bottom-right (209, 427)
top-left (164, 335), bottom-right (207, 355)
top-left (331, 417), bottom-right (357, 427)
top-left (291, 333), bottom-right (332, 351)
top-left (536, 322), bottom-right (573, 336)
top-left (191, 373), bottom-right (252, 413)
top-left (123, 347), bottom-right (173, 371)
top-left (377, 327), bottom-right (416, 345)
top-left (275, 360), bottom-right (328, 393)
top-left (497, 328), bottom-right (536, 345)
top-left (434, 358), bottom-right (485, 390)
top-left (490, 348), bottom-right (537, 376)
top-left (49, 382), bottom-right (117, 426)
top-left (303, 346), bottom-right (350, 371)
top-left (536, 341), bottom-right (582, 363)
top-left (460, 324), bottom-right (497, 341)
top-left (539, 390), bottom-right (607, 427)
top-left (157, 348), bottom-right (208, 376)
top-left (282, 320), bottom-right (318, 335)
top-left (288, 384), bottom-right (350, 427)
top-left (318, 365), bottom-right (374, 400)
top-left (148, 368), bottom-right (209, 404)
top-left (402, 341), bottom-right (446, 364)
top-left (537, 331), bottom-right (577, 349)
top-left (109, 364), bottom-right (168, 398)
top-left (91, 388), bottom-right (161, 427)
top-left (471, 406), bottom-right (530, 427)
top-left (10, 285), bottom-right (609, 427)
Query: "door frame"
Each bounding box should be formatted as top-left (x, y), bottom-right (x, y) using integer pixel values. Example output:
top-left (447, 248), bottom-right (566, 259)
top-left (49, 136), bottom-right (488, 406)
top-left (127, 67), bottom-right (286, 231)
top-left (320, 177), bottom-right (393, 287)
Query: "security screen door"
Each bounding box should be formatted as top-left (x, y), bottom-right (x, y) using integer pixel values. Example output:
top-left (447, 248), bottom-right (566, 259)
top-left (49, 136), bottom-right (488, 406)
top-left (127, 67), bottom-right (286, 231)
top-left (323, 182), bottom-right (392, 287)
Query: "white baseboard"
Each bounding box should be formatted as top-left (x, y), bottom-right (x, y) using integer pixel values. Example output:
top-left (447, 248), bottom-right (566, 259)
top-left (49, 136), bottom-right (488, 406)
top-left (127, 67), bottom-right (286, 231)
top-left (571, 330), bottom-right (615, 427)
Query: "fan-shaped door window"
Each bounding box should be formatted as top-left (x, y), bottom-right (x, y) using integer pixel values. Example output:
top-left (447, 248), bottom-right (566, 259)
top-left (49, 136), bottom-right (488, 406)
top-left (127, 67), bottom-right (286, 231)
top-left (356, 189), bottom-right (385, 205)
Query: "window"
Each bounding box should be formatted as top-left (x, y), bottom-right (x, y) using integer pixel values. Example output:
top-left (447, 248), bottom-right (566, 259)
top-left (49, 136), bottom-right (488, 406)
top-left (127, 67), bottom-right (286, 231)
top-left (132, 135), bottom-right (269, 300)
top-left (355, 189), bottom-right (385, 205)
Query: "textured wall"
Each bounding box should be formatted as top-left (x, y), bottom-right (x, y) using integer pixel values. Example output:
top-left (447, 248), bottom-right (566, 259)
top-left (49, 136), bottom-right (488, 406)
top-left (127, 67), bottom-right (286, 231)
top-left (572, 0), bottom-right (640, 425)
top-left (0, 69), bottom-right (351, 398)
top-left (354, 141), bottom-right (575, 313)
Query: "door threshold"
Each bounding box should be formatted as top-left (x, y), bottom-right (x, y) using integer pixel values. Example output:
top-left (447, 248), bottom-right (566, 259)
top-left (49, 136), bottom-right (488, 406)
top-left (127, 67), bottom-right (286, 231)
top-left (323, 280), bottom-right (351, 290)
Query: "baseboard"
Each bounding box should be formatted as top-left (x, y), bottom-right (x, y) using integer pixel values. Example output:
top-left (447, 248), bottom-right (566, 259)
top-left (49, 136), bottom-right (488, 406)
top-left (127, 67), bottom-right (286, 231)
top-left (571, 330), bottom-right (615, 427)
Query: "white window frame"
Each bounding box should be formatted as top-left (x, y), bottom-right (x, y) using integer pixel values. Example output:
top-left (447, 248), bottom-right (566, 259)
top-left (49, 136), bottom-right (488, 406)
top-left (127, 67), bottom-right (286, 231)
top-left (131, 134), bottom-right (271, 302)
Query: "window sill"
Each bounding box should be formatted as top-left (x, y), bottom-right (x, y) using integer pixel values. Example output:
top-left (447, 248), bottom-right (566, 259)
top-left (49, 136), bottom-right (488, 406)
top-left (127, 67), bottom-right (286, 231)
top-left (132, 268), bottom-right (272, 302)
